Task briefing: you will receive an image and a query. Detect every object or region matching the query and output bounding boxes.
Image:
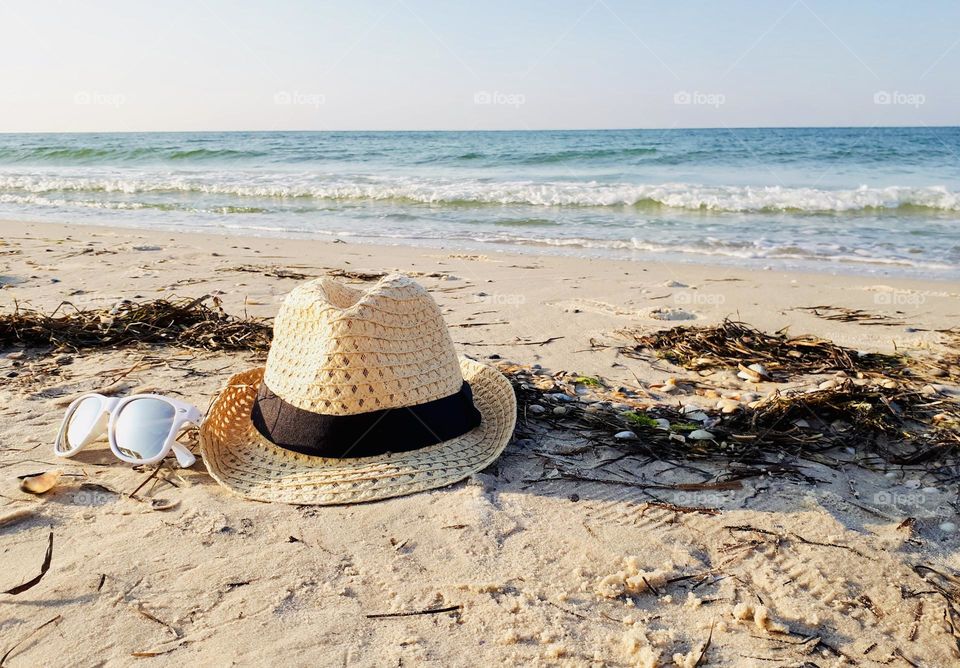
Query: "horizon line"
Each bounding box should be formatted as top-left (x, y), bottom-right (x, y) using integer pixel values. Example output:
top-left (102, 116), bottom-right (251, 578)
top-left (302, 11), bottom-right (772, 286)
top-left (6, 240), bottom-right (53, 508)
top-left (1, 124), bottom-right (959, 135)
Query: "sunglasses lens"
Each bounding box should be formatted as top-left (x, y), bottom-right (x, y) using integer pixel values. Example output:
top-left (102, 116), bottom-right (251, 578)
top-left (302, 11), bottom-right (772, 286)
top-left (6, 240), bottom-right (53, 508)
top-left (114, 398), bottom-right (176, 462)
top-left (62, 396), bottom-right (102, 452)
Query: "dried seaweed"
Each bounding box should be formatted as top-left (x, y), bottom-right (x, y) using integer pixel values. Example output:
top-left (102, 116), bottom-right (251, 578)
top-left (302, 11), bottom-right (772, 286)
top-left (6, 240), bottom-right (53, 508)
top-left (0, 296), bottom-right (272, 353)
top-left (797, 305), bottom-right (904, 326)
top-left (2, 530), bottom-right (53, 595)
top-left (617, 319), bottom-right (904, 380)
top-left (500, 362), bottom-right (960, 473)
top-left (220, 264), bottom-right (314, 280)
top-left (0, 615), bottom-right (61, 667)
top-left (326, 268), bottom-right (388, 281)
top-left (366, 604), bottom-right (461, 619)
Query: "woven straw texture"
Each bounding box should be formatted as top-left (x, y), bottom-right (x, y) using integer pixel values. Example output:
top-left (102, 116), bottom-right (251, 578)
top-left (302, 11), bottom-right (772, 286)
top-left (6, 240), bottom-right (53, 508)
top-left (199, 358), bottom-right (516, 504)
top-left (263, 275), bottom-right (463, 415)
top-left (198, 273), bottom-right (517, 505)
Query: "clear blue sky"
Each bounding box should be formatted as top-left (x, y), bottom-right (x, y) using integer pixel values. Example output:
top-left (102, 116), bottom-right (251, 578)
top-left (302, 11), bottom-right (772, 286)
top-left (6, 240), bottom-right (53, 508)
top-left (1, 0), bottom-right (957, 132)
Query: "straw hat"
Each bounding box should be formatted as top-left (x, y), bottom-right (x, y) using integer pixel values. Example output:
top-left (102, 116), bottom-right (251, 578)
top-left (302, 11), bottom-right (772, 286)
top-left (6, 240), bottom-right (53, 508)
top-left (199, 273), bottom-right (516, 505)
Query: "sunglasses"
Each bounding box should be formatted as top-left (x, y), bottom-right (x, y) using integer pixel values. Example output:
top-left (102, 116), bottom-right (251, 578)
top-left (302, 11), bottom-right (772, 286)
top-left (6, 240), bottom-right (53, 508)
top-left (54, 394), bottom-right (202, 467)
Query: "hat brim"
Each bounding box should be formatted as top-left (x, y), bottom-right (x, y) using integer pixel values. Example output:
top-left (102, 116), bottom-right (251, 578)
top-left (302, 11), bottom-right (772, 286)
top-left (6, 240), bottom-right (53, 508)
top-left (199, 357), bottom-right (517, 505)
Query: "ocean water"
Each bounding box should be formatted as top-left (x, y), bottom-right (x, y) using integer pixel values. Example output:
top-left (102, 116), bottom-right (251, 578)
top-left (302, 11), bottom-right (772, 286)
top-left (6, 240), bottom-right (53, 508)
top-left (0, 128), bottom-right (958, 278)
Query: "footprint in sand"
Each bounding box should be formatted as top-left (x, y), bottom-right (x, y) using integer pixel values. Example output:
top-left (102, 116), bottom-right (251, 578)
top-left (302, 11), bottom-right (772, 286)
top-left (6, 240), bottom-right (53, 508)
top-left (546, 298), bottom-right (643, 318)
top-left (648, 307), bottom-right (697, 321)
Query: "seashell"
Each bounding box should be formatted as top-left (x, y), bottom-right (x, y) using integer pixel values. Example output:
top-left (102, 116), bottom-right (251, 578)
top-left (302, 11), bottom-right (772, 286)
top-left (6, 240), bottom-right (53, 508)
top-left (880, 379), bottom-right (898, 389)
top-left (150, 498), bottom-right (180, 511)
top-left (719, 400), bottom-right (740, 414)
top-left (737, 363), bottom-right (770, 382)
top-left (689, 429), bottom-right (714, 440)
top-left (19, 470), bottom-right (61, 494)
top-left (614, 431), bottom-right (637, 441)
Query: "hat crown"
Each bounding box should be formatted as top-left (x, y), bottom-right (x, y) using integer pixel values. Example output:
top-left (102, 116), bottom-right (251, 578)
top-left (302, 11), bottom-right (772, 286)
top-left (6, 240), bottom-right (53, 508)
top-left (262, 274), bottom-right (463, 415)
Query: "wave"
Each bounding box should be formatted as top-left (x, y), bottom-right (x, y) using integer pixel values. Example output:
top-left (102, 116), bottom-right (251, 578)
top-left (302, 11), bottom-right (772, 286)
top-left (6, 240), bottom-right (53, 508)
top-left (1, 175), bottom-right (958, 214)
top-left (515, 147), bottom-right (658, 164)
top-left (0, 146), bottom-right (269, 164)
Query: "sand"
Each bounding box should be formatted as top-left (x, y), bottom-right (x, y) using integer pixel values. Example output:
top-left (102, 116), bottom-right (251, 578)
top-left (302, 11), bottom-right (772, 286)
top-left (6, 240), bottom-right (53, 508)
top-left (1, 219), bottom-right (959, 666)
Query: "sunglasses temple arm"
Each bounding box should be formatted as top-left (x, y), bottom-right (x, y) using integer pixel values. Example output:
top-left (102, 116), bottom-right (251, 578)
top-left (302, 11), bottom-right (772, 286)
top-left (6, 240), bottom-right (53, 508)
top-left (170, 441), bottom-right (197, 468)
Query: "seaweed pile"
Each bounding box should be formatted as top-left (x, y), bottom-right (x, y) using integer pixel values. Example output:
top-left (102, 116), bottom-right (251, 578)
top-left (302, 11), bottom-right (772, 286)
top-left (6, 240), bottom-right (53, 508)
top-left (501, 362), bottom-right (960, 479)
top-left (0, 296), bottom-right (272, 353)
top-left (617, 319), bottom-right (904, 380)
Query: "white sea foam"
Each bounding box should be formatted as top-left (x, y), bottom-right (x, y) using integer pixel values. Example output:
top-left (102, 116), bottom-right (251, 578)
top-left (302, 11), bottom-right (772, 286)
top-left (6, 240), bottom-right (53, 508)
top-left (0, 174), bottom-right (958, 213)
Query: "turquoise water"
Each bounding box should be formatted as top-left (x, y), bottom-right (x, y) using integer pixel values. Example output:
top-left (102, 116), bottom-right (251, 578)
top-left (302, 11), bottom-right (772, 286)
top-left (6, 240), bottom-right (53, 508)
top-left (0, 128), bottom-right (958, 278)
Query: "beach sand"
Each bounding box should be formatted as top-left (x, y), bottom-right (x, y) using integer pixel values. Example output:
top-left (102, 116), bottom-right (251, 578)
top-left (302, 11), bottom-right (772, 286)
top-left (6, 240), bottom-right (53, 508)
top-left (1, 219), bottom-right (959, 666)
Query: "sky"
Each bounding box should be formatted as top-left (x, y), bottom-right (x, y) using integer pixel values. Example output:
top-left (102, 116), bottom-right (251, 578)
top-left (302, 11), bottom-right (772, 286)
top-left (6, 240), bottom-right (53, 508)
top-left (1, 0), bottom-right (958, 132)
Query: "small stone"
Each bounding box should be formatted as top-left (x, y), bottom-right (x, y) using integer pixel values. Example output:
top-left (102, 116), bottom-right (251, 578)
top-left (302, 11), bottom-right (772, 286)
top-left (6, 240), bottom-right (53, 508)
top-left (487, 353), bottom-right (501, 359)
top-left (819, 379), bottom-right (838, 390)
top-left (528, 405), bottom-right (546, 415)
top-left (689, 429), bottom-right (714, 440)
top-left (614, 431), bottom-right (637, 441)
top-left (546, 393), bottom-right (574, 403)
top-left (921, 384), bottom-right (939, 396)
top-left (939, 522), bottom-right (957, 534)
top-left (719, 400), bottom-right (740, 414)
top-left (653, 418), bottom-right (670, 430)
top-left (881, 379), bottom-right (898, 389)
top-left (552, 406), bottom-right (568, 416)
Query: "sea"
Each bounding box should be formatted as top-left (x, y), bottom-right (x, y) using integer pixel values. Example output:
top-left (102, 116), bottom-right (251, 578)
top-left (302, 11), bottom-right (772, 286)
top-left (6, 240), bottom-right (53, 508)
top-left (0, 128), bottom-right (957, 279)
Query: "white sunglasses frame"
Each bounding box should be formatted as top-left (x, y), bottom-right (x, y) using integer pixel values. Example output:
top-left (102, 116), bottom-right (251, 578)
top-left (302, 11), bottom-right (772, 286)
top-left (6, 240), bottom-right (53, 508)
top-left (54, 393), bottom-right (201, 467)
